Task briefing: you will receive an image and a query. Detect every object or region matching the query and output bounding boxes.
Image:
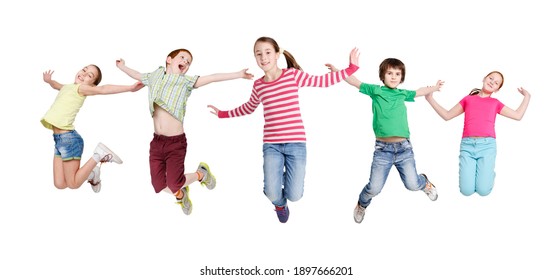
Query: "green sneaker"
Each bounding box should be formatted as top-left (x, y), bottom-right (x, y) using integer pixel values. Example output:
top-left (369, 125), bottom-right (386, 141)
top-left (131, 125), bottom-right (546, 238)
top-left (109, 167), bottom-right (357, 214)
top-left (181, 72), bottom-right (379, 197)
top-left (175, 186), bottom-right (192, 215)
top-left (197, 162), bottom-right (216, 190)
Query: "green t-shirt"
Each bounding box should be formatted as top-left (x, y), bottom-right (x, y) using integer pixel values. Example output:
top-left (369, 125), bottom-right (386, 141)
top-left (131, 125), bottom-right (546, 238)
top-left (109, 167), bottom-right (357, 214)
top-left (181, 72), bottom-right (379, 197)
top-left (359, 83), bottom-right (416, 138)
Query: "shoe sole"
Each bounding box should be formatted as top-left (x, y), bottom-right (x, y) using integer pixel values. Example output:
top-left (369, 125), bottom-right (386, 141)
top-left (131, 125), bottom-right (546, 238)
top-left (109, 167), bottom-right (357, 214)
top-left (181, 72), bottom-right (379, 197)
top-left (91, 182), bottom-right (101, 193)
top-left (421, 174), bottom-right (438, 201)
top-left (354, 205), bottom-right (365, 224)
top-left (90, 166), bottom-right (101, 193)
top-left (98, 142), bottom-right (123, 164)
top-left (181, 187), bottom-right (193, 215)
top-left (199, 162), bottom-right (216, 190)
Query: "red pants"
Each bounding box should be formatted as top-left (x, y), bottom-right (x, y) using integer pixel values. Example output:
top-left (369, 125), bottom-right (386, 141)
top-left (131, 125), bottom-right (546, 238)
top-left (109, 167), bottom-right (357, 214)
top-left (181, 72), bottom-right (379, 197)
top-left (149, 133), bottom-right (187, 193)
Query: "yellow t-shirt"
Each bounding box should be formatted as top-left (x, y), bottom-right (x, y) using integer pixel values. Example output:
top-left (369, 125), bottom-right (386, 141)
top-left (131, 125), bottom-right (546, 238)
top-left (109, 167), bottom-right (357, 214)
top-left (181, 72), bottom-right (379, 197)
top-left (41, 84), bottom-right (86, 131)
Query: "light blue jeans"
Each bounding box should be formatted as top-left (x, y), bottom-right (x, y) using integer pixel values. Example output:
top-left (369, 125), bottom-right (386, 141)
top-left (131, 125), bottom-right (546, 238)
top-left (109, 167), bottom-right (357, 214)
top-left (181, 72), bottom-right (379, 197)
top-left (53, 130), bottom-right (84, 161)
top-left (263, 143), bottom-right (307, 207)
top-left (459, 137), bottom-right (497, 196)
top-left (358, 140), bottom-right (428, 207)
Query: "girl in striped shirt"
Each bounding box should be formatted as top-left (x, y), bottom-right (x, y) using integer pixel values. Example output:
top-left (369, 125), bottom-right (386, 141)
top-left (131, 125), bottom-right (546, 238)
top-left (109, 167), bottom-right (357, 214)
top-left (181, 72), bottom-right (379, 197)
top-left (208, 37), bottom-right (359, 223)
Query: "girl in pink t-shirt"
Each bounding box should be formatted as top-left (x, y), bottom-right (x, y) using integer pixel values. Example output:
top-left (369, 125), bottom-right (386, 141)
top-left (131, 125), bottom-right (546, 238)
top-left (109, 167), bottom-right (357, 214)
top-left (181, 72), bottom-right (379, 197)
top-left (425, 71), bottom-right (531, 196)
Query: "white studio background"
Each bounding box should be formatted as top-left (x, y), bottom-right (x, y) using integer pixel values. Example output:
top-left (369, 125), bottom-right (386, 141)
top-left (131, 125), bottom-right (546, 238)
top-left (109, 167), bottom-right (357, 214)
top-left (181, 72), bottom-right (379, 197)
top-left (1, 0), bottom-right (550, 279)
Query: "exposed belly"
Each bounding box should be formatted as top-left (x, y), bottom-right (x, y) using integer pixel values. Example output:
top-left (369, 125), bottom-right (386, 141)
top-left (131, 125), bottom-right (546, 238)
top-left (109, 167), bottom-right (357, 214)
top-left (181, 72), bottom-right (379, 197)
top-left (152, 105), bottom-right (184, 136)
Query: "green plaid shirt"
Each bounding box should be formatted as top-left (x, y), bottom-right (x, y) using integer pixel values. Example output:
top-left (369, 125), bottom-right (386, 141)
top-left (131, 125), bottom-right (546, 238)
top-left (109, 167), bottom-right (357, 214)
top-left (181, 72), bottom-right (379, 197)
top-left (142, 67), bottom-right (199, 122)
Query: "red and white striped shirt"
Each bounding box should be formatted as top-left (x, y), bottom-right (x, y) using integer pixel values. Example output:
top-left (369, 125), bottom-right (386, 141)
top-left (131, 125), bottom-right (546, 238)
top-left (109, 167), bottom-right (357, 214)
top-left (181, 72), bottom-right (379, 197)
top-left (218, 64), bottom-right (358, 143)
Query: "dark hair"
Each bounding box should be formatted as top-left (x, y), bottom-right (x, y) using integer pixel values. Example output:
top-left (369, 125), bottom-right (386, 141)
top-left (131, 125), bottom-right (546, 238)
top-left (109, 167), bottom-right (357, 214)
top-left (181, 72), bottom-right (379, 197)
top-left (469, 71), bottom-right (504, 95)
top-left (379, 58), bottom-right (405, 83)
top-left (90, 64), bottom-right (102, 85)
top-left (166, 49), bottom-right (193, 67)
top-left (254, 36), bottom-right (302, 71)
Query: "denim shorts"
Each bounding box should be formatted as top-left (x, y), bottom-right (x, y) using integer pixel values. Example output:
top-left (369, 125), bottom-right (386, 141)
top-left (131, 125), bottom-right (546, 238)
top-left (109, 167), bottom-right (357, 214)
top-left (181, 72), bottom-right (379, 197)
top-left (53, 130), bottom-right (84, 161)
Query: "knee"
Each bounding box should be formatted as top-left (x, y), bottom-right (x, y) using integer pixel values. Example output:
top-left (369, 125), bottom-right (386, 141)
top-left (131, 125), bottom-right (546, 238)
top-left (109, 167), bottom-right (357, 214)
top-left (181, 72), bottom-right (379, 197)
top-left (362, 183), bottom-right (382, 197)
top-left (476, 179), bottom-right (494, 197)
top-left (460, 187), bottom-right (475, 196)
top-left (54, 183), bottom-right (67, 190)
top-left (287, 191), bottom-right (303, 202)
top-left (264, 188), bottom-right (281, 203)
top-left (151, 178), bottom-right (167, 193)
top-left (405, 184), bottom-right (420, 191)
top-left (64, 179), bottom-right (80, 189)
top-left (67, 183), bottom-right (80, 189)
top-left (404, 179), bottom-right (421, 191)
top-left (53, 178), bottom-right (67, 189)
top-left (476, 187), bottom-right (493, 196)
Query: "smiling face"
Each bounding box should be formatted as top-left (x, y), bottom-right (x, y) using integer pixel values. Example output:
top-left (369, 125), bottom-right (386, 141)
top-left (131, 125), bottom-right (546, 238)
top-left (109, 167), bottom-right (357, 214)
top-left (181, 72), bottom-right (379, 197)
top-left (166, 50), bottom-right (193, 75)
top-left (254, 41), bottom-right (280, 73)
top-left (481, 71), bottom-right (504, 93)
top-left (74, 65), bottom-right (100, 85)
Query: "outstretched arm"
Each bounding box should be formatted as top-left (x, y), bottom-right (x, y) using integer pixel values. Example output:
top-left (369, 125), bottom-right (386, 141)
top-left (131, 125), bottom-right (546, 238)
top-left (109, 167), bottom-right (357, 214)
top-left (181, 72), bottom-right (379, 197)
top-left (416, 80), bottom-right (445, 97)
top-left (194, 69), bottom-right (254, 88)
top-left (325, 64), bottom-right (362, 89)
top-left (425, 92), bottom-right (464, 121)
top-left (78, 81), bottom-right (145, 96)
top-left (116, 59), bottom-right (143, 81)
top-left (324, 48), bottom-right (362, 89)
top-left (207, 105), bottom-right (220, 116)
top-left (43, 70), bottom-right (63, 90)
top-left (499, 87), bottom-right (531, 120)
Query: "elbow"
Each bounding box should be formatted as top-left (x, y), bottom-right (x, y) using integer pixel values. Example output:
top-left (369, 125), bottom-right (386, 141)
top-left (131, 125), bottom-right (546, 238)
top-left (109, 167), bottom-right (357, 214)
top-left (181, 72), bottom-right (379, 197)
top-left (511, 112), bottom-right (525, 121)
top-left (441, 114), bottom-right (453, 121)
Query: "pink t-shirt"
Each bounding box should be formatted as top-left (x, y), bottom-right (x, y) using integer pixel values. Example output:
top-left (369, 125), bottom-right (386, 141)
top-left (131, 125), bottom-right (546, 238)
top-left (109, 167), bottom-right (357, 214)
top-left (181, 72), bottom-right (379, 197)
top-left (459, 94), bottom-right (505, 138)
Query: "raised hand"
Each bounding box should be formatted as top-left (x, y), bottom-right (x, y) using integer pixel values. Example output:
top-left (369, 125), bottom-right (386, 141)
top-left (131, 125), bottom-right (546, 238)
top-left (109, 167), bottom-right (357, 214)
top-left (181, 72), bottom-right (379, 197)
top-left (517, 87), bottom-right (531, 97)
top-left (435, 80), bottom-right (445, 91)
top-left (43, 70), bottom-right (54, 83)
top-left (349, 47), bottom-right (360, 66)
top-left (116, 58), bottom-right (126, 69)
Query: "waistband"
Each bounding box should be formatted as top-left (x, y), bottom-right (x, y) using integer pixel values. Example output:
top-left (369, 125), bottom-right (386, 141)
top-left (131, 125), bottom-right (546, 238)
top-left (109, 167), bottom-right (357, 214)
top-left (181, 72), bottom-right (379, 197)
top-left (375, 139), bottom-right (410, 146)
top-left (152, 133), bottom-right (186, 142)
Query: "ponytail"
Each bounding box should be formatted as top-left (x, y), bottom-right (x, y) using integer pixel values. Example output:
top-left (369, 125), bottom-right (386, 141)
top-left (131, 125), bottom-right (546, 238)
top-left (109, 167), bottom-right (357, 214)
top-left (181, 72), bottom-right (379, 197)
top-left (469, 88), bottom-right (480, 95)
top-left (281, 50), bottom-right (302, 71)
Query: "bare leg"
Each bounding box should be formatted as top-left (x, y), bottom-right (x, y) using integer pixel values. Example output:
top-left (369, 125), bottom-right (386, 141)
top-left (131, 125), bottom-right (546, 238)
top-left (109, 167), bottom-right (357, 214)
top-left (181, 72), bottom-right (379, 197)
top-left (182, 172), bottom-right (200, 188)
top-left (61, 157), bottom-right (97, 189)
top-left (53, 156), bottom-right (67, 189)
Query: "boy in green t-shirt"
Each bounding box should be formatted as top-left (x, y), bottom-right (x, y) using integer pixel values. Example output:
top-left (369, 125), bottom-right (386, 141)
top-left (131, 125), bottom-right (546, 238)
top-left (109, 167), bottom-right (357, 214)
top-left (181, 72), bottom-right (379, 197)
top-left (327, 58), bottom-right (444, 223)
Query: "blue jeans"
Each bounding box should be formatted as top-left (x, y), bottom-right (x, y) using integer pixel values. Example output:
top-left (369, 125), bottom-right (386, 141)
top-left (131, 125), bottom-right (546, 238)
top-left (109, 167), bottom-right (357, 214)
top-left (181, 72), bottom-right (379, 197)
top-left (459, 137), bottom-right (497, 196)
top-left (263, 143), bottom-right (307, 207)
top-left (358, 140), bottom-right (427, 207)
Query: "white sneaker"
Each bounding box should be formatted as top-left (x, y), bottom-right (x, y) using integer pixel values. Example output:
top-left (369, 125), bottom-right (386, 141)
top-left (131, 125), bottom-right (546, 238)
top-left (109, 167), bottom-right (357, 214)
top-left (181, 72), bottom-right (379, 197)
top-left (354, 203), bottom-right (366, 224)
top-left (88, 166), bottom-right (101, 193)
top-left (421, 174), bottom-right (438, 201)
top-left (94, 142), bottom-right (123, 164)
